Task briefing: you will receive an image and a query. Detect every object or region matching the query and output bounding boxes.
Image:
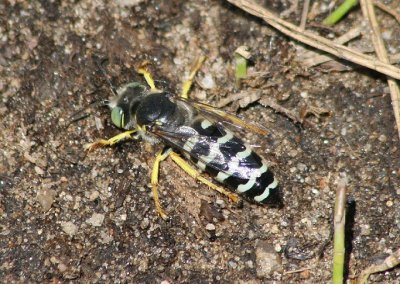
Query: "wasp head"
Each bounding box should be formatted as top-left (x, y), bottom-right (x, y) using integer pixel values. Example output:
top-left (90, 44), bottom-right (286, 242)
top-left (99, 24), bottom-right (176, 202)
top-left (108, 82), bottom-right (147, 129)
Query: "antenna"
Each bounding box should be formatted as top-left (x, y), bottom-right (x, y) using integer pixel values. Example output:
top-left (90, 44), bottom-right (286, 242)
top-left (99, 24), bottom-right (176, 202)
top-left (94, 57), bottom-right (118, 97)
top-left (66, 56), bottom-right (118, 128)
top-left (66, 98), bottom-right (109, 127)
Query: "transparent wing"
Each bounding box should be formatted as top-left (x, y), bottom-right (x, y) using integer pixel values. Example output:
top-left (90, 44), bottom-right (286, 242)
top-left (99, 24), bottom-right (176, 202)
top-left (174, 97), bottom-right (269, 136)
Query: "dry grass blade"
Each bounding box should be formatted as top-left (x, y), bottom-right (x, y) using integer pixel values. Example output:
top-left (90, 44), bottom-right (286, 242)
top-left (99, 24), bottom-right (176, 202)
top-left (360, 0), bottom-right (400, 139)
top-left (226, 0), bottom-right (400, 80)
top-left (302, 27), bottom-right (362, 67)
top-left (300, 0), bottom-right (310, 30)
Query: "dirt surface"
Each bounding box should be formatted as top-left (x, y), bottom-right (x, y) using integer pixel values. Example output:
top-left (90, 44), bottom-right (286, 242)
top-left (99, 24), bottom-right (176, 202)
top-left (1, 0), bottom-right (399, 283)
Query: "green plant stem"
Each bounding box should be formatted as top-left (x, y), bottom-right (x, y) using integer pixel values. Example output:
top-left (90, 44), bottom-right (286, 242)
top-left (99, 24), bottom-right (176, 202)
top-left (235, 54), bottom-right (247, 88)
top-left (332, 176), bottom-right (347, 284)
top-left (323, 0), bottom-right (359, 26)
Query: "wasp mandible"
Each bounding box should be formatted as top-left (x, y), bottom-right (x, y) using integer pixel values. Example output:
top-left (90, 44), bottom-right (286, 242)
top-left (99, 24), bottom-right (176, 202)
top-left (85, 57), bottom-right (280, 219)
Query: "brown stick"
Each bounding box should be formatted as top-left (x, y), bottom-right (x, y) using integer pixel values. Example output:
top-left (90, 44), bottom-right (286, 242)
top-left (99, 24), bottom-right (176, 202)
top-left (300, 0), bottom-right (310, 30)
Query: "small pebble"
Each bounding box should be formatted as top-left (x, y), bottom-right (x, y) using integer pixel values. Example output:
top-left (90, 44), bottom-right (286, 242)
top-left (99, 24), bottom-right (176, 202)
top-left (215, 199), bottom-right (225, 208)
top-left (58, 263), bottom-right (67, 273)
top-left (50, 256), bottom-right (59, 264)
top-left (255, 240), bottom-right (282, 278)
top-left (200, 74), bottom-right (215, 89)
top-left (274, 243), bottom-right (282, 252)
top-left (360, 224), bottom-right (371, 236)
top-left (300, 269), bottom-right (311, 279)
top-left (34, 166), bottom-right (45, 175)
top-left (300, 91), bottom-right (308, 98)
top-left (248, 230), bottom-right (255, 239)
top-left (288, 149), bottom-right (298, 157)
top-left (138, 258), bottom-right (149, 272)
top-left (378, 134), bottom-right (387, 142)
top-left (61, 221), bottom-right (78, 237)
top-left (381, 30), bottom-right (392, 40)
top-left (119, 213), bottom-right (127, 221)
top-left (194, 90), bottom-right (207, 101)
top-left (297, 163), bottom-right (307, 172)
top-left (311, 188), bottom-right (320, 195)
top-left (140, 218), bottom-right (150, 230)
top-left (99, 230), bottom-right (113, 244)
top-left (86, 213), bottom-right (105, 227)
top-left (36, 188), bottom-right (55, 212)
top-left (228, 260), bottom-right (237, 269)
top-left (206, 223), bottom-right (216, 231)
top-left (91, 168), bottom-right (98, 178)
top-left (89, 191), bottom-right (99, 201)
top-left (270, 225), bottom-right (279, 234)
top-left (173, 57), bottom-right (183, 65)
top-left (94, 116), bottom-right (104, 130)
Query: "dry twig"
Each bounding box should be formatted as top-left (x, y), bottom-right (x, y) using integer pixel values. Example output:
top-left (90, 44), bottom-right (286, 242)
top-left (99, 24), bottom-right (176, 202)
top-left (300, 0), bottom-right (310, 30)
top-left (301, 27), bottom-right (362, 67)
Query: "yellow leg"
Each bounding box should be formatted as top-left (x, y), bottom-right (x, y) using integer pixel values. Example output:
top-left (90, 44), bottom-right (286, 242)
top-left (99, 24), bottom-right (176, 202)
top-left (169, 152), bottom-right (239, 203)
top-left (84, 130), bottom-right (137, 151)
top-left (181, 56), bottom-right (206, 99)
top-left (151, 148), bottom-right (172, 220)
top-left (137, 61), bottom-right (158, 92)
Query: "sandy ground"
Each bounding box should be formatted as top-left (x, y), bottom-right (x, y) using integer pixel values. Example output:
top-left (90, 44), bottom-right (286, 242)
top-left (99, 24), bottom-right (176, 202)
top-left (1, 0), bottom-right (399, 282)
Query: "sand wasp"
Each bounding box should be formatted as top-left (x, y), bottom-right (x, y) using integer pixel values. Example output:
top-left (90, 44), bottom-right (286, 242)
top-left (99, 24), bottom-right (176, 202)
top-left (85, 57), bottom-right (280, 219)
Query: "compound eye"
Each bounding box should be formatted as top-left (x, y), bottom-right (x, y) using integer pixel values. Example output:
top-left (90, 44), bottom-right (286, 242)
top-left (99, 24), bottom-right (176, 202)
top-left (111, 106), bottom-right (125, 128)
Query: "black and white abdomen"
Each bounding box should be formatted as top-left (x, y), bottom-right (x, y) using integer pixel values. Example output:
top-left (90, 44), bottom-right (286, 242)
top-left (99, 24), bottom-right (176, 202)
top-left (183, 118), bottom-right (281, 205)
